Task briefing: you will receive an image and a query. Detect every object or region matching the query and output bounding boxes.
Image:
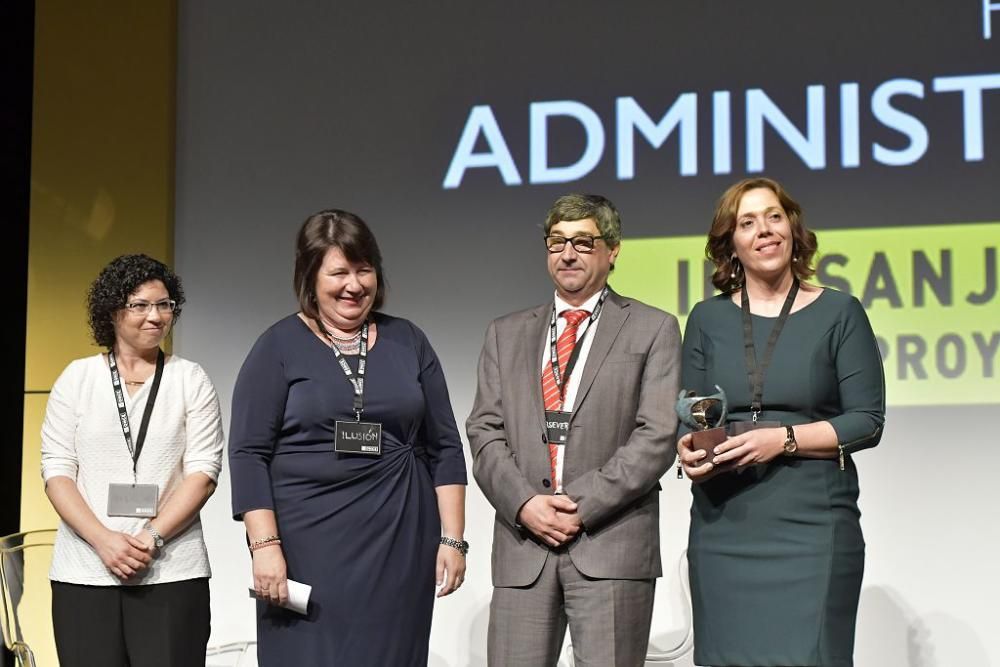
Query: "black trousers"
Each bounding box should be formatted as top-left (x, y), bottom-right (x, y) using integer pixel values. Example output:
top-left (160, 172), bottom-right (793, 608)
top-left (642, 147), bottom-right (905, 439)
top-left (51, 578), bottom-right (210, 667)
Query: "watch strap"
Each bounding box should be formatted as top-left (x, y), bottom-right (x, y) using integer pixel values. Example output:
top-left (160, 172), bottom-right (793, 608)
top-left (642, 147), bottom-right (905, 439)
top-left (144, 523), bottom-right (164, 548)
top-left (439, 536), bottom-right (469, 556)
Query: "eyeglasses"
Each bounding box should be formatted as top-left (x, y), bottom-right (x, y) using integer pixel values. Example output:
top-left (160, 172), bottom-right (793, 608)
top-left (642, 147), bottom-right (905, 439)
top-left (124, 300), bottom-right (177, 315)
top-left (544, 234), bottom-right (606, 254)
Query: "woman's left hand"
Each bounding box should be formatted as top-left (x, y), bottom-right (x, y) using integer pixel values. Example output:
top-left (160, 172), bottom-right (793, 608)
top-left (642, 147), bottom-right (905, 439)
top-left (435, 543), bottom-right (466, 597)
top-left (132, 528), bottom-right (155, 553)
top-left (711, 427), bottom-right (786, 470)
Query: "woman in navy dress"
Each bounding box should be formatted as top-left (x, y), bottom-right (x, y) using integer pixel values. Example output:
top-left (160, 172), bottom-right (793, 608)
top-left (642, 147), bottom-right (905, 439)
top-left (229, 209), bottom-right (468, 666)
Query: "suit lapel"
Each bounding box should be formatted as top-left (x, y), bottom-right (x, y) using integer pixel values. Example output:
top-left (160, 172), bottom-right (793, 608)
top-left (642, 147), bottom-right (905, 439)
top-left (571, 291), bottom-right (629, 418)
top-left (521, 304), bottom-right (551, 435)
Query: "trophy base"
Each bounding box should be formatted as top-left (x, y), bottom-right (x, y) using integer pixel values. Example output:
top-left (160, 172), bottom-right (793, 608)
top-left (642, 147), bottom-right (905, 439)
top-left (690, 426), bottom-right (731, 481)
top-left (728, 420), bottom-right (781, 435)
top-left (685, 421), bottom-right (785, 482)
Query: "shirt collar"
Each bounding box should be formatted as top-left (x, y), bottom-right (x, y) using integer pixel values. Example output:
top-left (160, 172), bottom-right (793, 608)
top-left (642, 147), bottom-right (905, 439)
top-left (553, 286), bottom-right (606, 317)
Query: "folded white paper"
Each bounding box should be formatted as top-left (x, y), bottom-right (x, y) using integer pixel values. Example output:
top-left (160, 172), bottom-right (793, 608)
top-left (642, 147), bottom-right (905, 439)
top-left (248, 579), bottom-right (312, 615)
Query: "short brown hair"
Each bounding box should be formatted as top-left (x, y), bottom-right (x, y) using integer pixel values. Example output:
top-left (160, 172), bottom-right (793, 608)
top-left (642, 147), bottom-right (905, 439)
top-left (544, 193), bottom-right (622, 248)
top-left (706, 177), bottom-right (817, 292)
top-left (293, 209), bottom-right (387, 318)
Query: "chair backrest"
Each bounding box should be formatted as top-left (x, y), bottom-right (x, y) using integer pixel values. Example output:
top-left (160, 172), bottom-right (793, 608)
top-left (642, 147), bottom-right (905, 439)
top-left (0, 530), bottom-right (57, 667)
top-left (644, 549), bottom-right (694, 664)
top-left (206, 640), bottom-right (257, 667)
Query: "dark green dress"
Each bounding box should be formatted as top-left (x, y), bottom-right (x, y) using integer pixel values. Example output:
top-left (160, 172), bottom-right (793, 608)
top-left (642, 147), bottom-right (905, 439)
top-left (681, 289), bottom-right (885, 667)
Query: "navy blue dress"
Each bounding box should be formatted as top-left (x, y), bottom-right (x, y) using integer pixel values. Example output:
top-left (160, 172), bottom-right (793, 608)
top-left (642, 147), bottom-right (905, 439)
top-left (229, 313), bottom-right (467, 666)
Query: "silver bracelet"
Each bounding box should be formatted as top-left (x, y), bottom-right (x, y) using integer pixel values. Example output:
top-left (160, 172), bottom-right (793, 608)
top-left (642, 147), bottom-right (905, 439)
top-left (439, 536), bottom-right (469, 556)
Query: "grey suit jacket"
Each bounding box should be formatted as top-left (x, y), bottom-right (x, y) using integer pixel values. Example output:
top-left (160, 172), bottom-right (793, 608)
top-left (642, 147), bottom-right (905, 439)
top-left (467, 290), bottom-right (681, 587)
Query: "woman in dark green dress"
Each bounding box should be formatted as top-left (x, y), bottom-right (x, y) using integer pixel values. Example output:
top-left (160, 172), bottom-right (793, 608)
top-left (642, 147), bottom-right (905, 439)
top-left (677, 177), bottom-right (885, 667)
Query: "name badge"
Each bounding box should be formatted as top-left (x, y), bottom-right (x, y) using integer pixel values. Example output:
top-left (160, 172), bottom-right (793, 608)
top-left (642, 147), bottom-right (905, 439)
top-left (334, 420), bottom-right (383, 456)
top-left (728, 420), bottom-right (781, 436)
top-left (544, 410), bottom-right (571, 445)
top-left (107, 483), bottom-right (159, 518)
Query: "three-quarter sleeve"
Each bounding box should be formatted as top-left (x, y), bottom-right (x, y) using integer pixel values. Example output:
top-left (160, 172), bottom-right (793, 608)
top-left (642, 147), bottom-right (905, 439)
top-left (182, 363), bottom-right (225, 481)
top-left (41, 361), bottom-right (83, 483)
top-left (412, 324), bottom-right (468, 487)
top-left (828, 297), bottom-right (886, 454)
top-left (229, 329), bottom-right (290, 519)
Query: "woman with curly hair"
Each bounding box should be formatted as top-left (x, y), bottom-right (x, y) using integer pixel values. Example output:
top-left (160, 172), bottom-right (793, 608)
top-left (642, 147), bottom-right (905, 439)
top-left (41, 254), bottom-right (224, 667)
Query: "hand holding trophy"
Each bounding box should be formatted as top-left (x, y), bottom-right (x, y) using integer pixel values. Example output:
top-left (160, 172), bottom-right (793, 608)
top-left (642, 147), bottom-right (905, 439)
top-left (675, 385), bottom-right (731, 481)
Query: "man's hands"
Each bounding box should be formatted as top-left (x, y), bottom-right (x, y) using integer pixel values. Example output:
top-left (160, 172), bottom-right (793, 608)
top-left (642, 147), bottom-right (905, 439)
top-left (517, 495), bottom-right (583, 547)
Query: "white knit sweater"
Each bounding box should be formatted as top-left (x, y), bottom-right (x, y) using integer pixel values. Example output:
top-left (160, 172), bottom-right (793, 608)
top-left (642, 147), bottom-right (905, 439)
top-left (41, 353), bottom-right (224, 586)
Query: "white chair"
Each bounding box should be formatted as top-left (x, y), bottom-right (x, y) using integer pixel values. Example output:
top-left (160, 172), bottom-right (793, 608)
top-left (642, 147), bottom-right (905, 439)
top-left (645, 549), bottom-right (694, 665)
top-left (206, 640), bottom-right (257, 667)
top-left (558, 550), bottom-right (694, 666)
top-left (0, 529), bottom-right (58, 667)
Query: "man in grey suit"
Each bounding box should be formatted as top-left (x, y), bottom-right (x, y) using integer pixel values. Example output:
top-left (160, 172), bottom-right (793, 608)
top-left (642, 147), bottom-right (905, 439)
top-left (467, 194), bottom-right (681, 666)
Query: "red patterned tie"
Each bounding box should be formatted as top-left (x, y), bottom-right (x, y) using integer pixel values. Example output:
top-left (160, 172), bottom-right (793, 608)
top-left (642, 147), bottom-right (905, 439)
top-left (541, 309), bottom-right (590, 489)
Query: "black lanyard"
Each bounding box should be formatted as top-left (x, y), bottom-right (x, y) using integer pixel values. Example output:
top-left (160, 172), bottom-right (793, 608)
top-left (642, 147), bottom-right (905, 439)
top-left (741, 279), bottom-right (799, 423)
top-left (108, 348), bottom-right (165, 477)
top-left (316, 319), bottom-right (369, 421)
top-left (548, 286), bottom-right (609, 405)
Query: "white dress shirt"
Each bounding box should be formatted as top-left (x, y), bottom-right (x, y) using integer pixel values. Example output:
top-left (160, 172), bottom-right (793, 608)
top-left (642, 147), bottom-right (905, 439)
top-left (540, 288), bottom-right (605, 492)
top-left (41, 353), bottom-right (224, 586)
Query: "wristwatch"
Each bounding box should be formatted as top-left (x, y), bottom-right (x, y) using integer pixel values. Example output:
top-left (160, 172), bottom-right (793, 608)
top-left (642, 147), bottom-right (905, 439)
top-left (144, 523), bottom-right (165, 551)
top-left (782, 425), bottom-right (798, 456)
top-left (440, 536), bottom-right (470, 557)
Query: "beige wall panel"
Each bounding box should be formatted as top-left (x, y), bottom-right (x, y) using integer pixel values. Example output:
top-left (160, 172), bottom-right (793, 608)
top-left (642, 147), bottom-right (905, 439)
top-left (26, 0), bottom-right (176, 391)
top-left (19, 395), bottom-right (58, 532)
top-left (22, 0), bottom-right (177, 567)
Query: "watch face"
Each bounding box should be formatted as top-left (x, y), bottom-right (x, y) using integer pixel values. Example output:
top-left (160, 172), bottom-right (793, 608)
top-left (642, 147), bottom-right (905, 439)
top-left (784, 427), bottom-right (798, 454)
top-left (146, 526), bottom-right (164, 548)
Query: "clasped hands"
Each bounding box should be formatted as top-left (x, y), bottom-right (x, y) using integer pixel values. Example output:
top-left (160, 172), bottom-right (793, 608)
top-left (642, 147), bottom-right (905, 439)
top-left (94, 527), bottom-right (156, 581)
top-left (517, 494), bottom-right (582, 547)
top-left (677, 427), bottom-right (787, 480)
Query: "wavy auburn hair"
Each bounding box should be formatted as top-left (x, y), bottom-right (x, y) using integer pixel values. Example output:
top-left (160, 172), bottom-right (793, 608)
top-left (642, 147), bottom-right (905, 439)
top-left (706, 177), bottom-right (817, 292)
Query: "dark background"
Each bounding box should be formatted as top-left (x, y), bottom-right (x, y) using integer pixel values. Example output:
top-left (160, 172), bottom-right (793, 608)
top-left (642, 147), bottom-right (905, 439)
top-left (172, 1), bottom-right (999, 662)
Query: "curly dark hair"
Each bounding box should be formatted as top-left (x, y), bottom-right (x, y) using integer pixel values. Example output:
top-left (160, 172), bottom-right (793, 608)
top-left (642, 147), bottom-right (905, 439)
top-left (87, 254), bottom-right (185, 349)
